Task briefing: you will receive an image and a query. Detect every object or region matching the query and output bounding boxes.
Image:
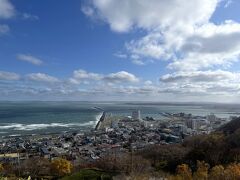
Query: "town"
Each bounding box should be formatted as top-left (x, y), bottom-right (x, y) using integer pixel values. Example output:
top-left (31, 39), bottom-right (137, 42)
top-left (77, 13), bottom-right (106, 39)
top-left (0, 110), bottom-right (233, 168)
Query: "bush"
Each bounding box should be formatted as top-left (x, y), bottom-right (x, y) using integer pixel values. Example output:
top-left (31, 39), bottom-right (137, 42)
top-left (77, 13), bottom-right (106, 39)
top-left (61, 169), bottom-right (112, 180)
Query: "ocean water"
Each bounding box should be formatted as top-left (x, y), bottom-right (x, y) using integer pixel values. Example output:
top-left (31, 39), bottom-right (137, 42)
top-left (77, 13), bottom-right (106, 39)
top-left (0, 101), bottom-right (240, 137)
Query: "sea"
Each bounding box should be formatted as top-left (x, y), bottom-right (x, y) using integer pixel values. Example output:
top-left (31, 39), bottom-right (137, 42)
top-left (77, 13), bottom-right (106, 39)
top-left (0, 101), bottom-right (240, 137)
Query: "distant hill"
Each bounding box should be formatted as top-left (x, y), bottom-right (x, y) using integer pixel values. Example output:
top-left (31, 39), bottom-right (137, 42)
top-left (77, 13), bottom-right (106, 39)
top-left (218, 117), bottom-right (240, 134)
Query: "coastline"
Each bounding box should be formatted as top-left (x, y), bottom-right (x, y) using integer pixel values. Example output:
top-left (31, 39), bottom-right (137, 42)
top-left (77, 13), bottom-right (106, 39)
top-left (0, 101), bottom-right (238, 137)
top-left (0, 112), bottom-right (104, 140)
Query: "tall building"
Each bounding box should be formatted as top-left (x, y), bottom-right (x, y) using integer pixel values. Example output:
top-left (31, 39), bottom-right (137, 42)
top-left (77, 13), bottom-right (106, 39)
top-left (186, 118), bottom-right (198, 130)
top-left (207, 113), bottom-right (217, 123)
top-left (132, 110), bottom-right (141, 120)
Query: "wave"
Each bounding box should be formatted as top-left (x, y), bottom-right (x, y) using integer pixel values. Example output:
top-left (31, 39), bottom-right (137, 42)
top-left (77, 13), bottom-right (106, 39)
top-left (0, 121), bottom-right (96, 131)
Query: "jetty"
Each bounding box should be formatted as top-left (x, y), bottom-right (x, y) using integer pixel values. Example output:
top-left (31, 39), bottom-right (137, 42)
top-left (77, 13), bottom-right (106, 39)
top-left (95, 111), bottom-right (106, 130)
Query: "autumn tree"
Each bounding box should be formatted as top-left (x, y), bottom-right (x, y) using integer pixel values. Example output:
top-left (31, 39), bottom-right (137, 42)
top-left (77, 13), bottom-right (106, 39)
top-left (50, 158), bottom-right (72, 177)
top-left (176, 164), bottom-right (192, 180)
top-left (209, 165), bottom-right (224, 180)
top-left (94, 154), bottom-right (151, 174)
top-left (0, 163), bottom-right (4, 175)
top-left (193, 161), bottom-right (209, 180)
top-left (224, 163), bottom-right (240, 180)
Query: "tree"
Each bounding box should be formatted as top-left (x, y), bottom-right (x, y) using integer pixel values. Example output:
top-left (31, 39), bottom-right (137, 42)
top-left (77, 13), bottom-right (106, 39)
top-left (50, 158), bottom-right (72, 177)
top-left (176, 164), bottom-right (192, 180)
top-left (0, 163), bottom-right (4, 175)
top-left (193, 161), bottom-right (209, 180)
top-left (209, 165), bottom-right (224, 180)
top-left (224, 163), bottom-right (240, 180)
top-left (19, 157), bottom-right (51, 177)
top-left (184, 133), bottom-right (226, 166)
top-left (94, 154), bottom-right (151, 174)
top-left (138, 144), bottom-right (188, 172)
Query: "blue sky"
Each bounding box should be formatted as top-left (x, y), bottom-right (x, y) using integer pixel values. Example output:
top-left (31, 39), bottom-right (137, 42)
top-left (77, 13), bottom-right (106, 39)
top-left (1, 0), bottom-right (164, 79)
top-left (1, 0), bottom-right (240, 102)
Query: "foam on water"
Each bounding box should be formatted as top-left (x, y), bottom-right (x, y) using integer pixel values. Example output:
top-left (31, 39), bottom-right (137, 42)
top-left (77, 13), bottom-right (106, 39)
top-left (95, 112), bottom-right (103, 124)
top-left (0, 121), bottom-right (96, 131)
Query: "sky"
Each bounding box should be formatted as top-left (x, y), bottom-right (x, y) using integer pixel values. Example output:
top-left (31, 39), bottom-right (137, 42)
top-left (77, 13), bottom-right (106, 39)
top-left (1, 0), bottom-right (240, 102)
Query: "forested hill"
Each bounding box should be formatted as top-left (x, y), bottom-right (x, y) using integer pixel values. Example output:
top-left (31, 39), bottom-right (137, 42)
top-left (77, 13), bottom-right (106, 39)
top-left (138, 117), bottom-right (240, 173)
top-left (217, 117), bottom-right (240, 134)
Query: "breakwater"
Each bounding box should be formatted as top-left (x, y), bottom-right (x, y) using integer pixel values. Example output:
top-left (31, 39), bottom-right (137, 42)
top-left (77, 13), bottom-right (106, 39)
top-left (95, 111), bottom-right (106, 130)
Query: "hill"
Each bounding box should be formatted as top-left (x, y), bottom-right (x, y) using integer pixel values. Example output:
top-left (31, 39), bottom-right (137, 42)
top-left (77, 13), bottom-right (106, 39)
top-left (218, 117), bottom-right (240, 134)
top-left (138, 117), bottom-right (240, 172)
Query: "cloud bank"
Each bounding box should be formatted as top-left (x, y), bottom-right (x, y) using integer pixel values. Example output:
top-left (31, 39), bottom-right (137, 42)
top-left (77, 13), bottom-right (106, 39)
top-left (78, 0), bottom-right (240, 102)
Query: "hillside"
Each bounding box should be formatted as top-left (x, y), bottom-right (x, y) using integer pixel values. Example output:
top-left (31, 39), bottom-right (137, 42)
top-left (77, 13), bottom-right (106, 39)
top-left (138, 117), bottom-right (240, 172)
top-left (218, 117), bottom-right (240, 134)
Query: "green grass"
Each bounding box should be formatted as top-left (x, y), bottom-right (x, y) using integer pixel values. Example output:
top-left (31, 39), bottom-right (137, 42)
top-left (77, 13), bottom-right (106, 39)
top-left (61, 169), bottom-right (113, 180)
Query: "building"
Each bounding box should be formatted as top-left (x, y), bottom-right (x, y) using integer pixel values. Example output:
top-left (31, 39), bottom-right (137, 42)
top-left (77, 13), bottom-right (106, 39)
top-left (186, 119), bottom-right (198, 130)
top-left (40, 148), bottom-right (50, 159)
top-left (132, 110), bottom-right (141, 120)
top-left (207, 113), bottom-right (217, 123)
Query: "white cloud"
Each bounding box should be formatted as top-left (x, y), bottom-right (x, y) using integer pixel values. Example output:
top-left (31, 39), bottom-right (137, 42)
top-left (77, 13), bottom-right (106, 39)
top-left (73, 69), bottom-right (102, 80)
top-left (83, 0), bottom-right (218, 32)
top-left (103, 71), bottom-right (139, 83)
top-left (224, 0), bottom-right (233, 8)
top-left (144, 80), bottom-right (153, 85)
top-left (0, 1), bottom-right (38, 37)
top-left (69, 69), bottom-right (139, 84)
top-left (132, 59), bottom-right (145, 66)
top-left (81, 6), bottom-right (95, 17)
top-left (0, 69), bottom-right (142, 100)
top-left (17, 54), bottom-right (43, 66)
top-left (0, 71), bottom-right (20, 80)
top-left (69, 78), bottom-right (81, 85)
top-left (126, 33), bottom-right (167, 60)
top-left (69, 69), bottom-right (102, 84)
top-left (0, 0), bottom-right (15, 19)
top-left (158, 70), bottom-right (240, 97)
top-left (114, 52), bottom-right (127, 59)
top-left (160, 70), bottom-right (240, 83)
top-left (22, 13), bottom-right (39, 20)
top-left (127, 21), bottom-right (240, 69)
top-left (26, 73), bottom-right (60, 83)
top-left (2, 69), bottom-right (240, 101)
top-left (83, 0), bottom-right (240, 72)
top-left (168, 21), bottom-right (240, 71)
top-left (0, 0), bottom-right (14, 35)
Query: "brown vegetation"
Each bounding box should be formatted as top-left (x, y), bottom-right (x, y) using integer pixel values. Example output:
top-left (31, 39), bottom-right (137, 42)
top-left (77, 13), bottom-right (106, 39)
top-left (136, 118), bottom-right (240, 174)
top-left (50, 158), bottom-right (73, 177)
top-left (169, 161), bottom-right (240, 180)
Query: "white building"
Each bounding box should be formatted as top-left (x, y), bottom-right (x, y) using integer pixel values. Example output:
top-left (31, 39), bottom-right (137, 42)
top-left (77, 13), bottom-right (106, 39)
top-left (207, 113), bottom-right (217, 122)
top-left (186, 119), bottom-right (199, 130)
top-left (132, 110), bottom-right (141, 120)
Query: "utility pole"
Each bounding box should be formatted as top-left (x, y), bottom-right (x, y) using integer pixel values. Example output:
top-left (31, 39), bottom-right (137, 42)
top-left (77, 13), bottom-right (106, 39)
top-left (17, 149), bottom-right (20, 177)
top-left (130, 145), bottom-right (133, 173)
